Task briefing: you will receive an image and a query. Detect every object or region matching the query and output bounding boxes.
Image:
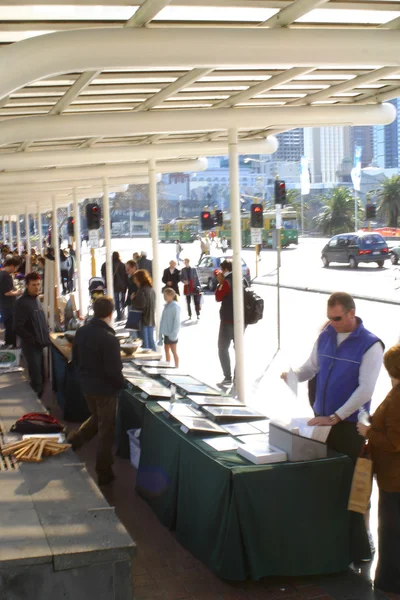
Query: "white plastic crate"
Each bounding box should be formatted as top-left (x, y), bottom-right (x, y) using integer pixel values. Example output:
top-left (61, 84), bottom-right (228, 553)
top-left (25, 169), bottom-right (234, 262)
top-left (127, 428), bottom-right (141, 469)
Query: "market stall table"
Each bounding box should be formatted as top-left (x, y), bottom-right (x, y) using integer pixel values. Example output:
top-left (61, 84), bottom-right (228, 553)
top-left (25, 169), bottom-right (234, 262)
top-left (50, 333), bottom-right (161, 422)
top-left (136, 402), bottom-right (354, 581)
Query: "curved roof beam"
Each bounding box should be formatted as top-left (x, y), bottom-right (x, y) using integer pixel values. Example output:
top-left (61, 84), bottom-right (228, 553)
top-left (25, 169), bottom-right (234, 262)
top-left (0, 184), bottom-right (128, 204)
top-left (0, 175), bottom-right (162, 194)
top-left (0, 105), bottom-right (393, 146)
top-left (259, 0), bottom-right (330, 28)
top-left (0, 28), bottom-right (399, 100)
top-left (0, 139), bottom-right (277, 171)
top-left (0, 158), bottom-right (208, 185)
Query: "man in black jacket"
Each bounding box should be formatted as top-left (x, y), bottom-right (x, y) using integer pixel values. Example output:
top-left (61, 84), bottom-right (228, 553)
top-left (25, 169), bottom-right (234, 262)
top-left (68, 296), bottom-right (124, 486)
top-left (15, 272), bottom-right (50, 397)
top-left (137, 250), bottom-right (153, 277)
top-left (0, 257), bottom-right (22, 347)
top-left (162, 260), bottom-right (180, 296)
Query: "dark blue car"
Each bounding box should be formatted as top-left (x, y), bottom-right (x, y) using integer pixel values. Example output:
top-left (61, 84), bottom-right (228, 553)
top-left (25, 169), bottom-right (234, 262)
top-left (321, 232), bottom-right (389, 268)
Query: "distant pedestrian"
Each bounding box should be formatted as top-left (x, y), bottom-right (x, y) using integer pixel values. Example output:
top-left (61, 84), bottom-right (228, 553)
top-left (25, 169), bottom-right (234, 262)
top-left (101, 251), bottom-right (128, 321)
top-left (221, 237), bottom-right (228, 254)
top-left (181, 258), bottom-right (201, 320)
top-left (162, 260), bottom-right (180, 296)
top-left (0, 257), bottom-right (22, 347)
top-left (198, 238), bottom-right (208, 264)
top-left (137, 250), bottom-right (153, 277)
top-left (158, 288), bottom-right (181, 367)
top-left (15, 272), bottom-right (50, 398)
top-left (131, 269), bottom-right (156, 351)
top-left (175, 239), bottom-right (183, 264)
top-left (125, 260), bottom-right (138, 308)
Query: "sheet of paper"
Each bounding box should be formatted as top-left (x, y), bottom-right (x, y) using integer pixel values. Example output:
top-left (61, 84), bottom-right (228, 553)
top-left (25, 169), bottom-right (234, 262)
top-left (285, 368), bottom-right (298, 397)
top-left (289, 417), bottom-right (331, 443)
top-left (202, 437), bottom-right (240, 451)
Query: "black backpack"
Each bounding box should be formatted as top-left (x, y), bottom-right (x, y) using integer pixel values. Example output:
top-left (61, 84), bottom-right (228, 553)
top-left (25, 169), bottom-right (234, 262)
top-left (244, 288), bottom-right (264, 325)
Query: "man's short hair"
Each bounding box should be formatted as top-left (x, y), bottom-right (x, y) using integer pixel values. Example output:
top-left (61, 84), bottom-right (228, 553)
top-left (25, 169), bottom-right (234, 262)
top-left (126, 260), bottom-right (137, 268)
top-left (93, 296), bottom-right (114, 319)
top-left (4, 257), bottom-right (20, 268)
top-left (220, 259), bottom-right (232, 272)
top-left (327, 292), bottom-right (355, 312)
top-left (25, 272), bottom-right (41, 284)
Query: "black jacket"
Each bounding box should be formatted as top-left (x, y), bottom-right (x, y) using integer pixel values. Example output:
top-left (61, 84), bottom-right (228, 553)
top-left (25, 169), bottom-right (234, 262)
top-left (15, 291), bottom-right (50, 348)
top-left (101, 260), bottom-right (128, 293)
top-left (125, 275), bottom-right (138, 307)
top-left (131, 285), bottom-right (156, 326)
top-left (72, 318), bottom-right (124, 396)
top-left (162, 267), bottom-right (180, 295)
top-left (137, 256), bottom-right (153, 277)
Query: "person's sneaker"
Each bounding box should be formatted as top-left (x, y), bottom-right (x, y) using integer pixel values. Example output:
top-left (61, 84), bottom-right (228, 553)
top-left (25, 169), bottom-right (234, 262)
top-left (217, 378), bottom-right (232, 388)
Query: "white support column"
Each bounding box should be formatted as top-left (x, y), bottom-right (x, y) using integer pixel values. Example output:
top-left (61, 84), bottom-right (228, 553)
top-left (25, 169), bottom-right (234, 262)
top-left (1, 217), bottom-right (4, 245)
top-left (25, 206), bottom-right (31, 272)
top-left (37, 203), bottom-right (43, 256)
top-left (4, 215), bottom-right (9, 245)
top-left (148, 158), bottom-right (161, 334)
top-left (73, 187), bottom-right (83, 315)
top-left (16, 214), bottom-right (21, 253)
top-left (102, 177), bottom-right (114, 305)
top-left (228, 128), bottom-right (246, 403)
top-left (52, 195), bottom-right (61, 297)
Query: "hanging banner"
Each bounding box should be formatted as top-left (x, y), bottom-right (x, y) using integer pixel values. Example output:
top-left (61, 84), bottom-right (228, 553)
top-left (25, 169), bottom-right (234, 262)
top-left (300, 156), bottom-right (310, 196)
top-left (351, 146), bottom-right (362, 192)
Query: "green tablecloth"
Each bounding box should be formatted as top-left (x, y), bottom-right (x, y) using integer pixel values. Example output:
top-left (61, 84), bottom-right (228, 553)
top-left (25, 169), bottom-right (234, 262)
top-left (136, 402), bottom-right (353, 581)
top-left (116, 390), bottom-right (149, 458)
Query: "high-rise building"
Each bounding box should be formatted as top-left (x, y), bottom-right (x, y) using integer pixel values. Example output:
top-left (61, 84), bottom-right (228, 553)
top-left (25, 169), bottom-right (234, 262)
top-left (351, 126), bottom-right (374, 168)
top-left (304, 126), bottom-right (350, 184)
top-left (373, 99), bottom-right (399, 169)
top-left (275, 128), bottom-right (304, 162)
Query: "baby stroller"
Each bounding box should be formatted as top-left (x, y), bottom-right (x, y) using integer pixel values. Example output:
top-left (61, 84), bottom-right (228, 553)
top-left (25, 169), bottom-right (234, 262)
top-left (86, 277), bottom-right (106, 321)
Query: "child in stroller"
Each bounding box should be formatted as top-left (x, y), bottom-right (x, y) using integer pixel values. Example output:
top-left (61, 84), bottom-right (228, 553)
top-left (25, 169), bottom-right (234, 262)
top-left (87, 277), bottom-right (106, 319)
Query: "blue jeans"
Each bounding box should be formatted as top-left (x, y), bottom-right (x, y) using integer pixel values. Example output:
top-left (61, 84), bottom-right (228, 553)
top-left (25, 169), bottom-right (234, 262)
top-left (114, 291), bottom-right (125, 320)
top-left (141, 326), bottom-right (156, 351)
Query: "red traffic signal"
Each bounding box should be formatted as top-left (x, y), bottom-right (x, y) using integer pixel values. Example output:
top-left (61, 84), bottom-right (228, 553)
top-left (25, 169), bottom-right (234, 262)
top-left (86, 203), bottom-right (101, 230)
top-left (67, 216), bottom-right (75, 236)
top-left (274, 180), bottom-right (286, 206)
top-left (250, 203), bottom-right (264, 228)
top-left (201, 211), bottom-right (213, 230)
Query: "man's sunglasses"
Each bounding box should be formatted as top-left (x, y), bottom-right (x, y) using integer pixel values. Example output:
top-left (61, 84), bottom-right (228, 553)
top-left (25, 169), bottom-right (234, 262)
top-left (327, 314), bottom-right (347, 322)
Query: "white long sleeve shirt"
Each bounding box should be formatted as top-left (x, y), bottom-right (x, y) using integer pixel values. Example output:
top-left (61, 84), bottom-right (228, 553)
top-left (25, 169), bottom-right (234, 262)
top-left (294, 332), bottom-right (383, 420)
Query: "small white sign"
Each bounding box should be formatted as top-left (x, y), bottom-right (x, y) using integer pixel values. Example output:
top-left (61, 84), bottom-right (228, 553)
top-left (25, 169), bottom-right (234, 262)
top-left (250, 228), bottom-right (262, 245)
top-left (88, 229), bottom-right (100, 249)
top-left (275, 204), bottom-right (282, 230)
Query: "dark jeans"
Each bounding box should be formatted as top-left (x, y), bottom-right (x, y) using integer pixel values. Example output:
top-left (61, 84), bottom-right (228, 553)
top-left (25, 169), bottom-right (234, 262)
top-left (185, 295), bottom-right (200, 318)
top-left (114, 291), bottom-right (125, 320)
top-left (21, 342), bottom-right (44, 398)
top-left (68, 394), bottom-right (117, 480)
top-left (2, 308), bottom-right (16, 346)
top-left (327, 421), bottom-right (372, 562)
top-left (218, 322), bottom-right (235, 380)
top-left (374, 489), bottom-right (400, 594)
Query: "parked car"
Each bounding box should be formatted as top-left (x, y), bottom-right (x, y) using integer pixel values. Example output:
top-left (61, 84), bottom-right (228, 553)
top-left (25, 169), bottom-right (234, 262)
top-left (321, 232), bottom-right (389, 268)
top-left (197, 255), bottom-right (251, 290)
top-left (389, 245), bottom-right (400, 265)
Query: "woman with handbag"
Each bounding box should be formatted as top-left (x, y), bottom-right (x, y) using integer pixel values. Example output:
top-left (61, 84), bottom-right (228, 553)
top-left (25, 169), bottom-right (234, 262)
top-left (357, 344), bottom-right (400, 596)
top-left (131, 269), bottom-right (156, 351)
top-left (181, 258), bottom-right (201, 320)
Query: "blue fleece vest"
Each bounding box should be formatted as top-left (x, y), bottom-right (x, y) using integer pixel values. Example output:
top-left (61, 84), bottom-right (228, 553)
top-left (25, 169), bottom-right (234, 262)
top-left (314, 319), bottom-right (382, 422)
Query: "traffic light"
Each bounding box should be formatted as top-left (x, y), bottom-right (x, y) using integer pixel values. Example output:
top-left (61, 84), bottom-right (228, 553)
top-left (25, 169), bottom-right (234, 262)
top-left (86, 203), bottom-right (101, 230)
top-left (215, 210), bottom-right (223, 227)
top-left (250, 203), bottom-right (264, 228)
top-left (274, 180), bottom-right (286, 206)
top-left (201, 210), bottom-right (213, 230)
top-left (67, 217), bottom-right (75, 236)
top-left (366, 204), bottom-right (376, 220)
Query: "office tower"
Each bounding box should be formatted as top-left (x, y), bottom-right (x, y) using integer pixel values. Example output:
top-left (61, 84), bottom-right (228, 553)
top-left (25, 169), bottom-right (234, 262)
top-left (304, 126), bottom-right (350, 184)
top-left (373, 99), bottom-right (399, 169)
top-left (351, 126), bottom-right (374, 168)
top-left (275, 129), bottom-right (304, 162)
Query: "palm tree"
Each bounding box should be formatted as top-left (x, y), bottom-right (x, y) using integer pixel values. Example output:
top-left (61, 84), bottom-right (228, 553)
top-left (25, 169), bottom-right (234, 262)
top-left (375, 175), bottom-right (400, 228)
top-left (313, 187), bottom-right (361, 236)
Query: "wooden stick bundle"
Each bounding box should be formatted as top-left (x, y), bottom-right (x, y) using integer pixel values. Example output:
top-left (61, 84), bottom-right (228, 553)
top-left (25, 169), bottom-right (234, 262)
top-left (0, 438), bottom-right (71, 463)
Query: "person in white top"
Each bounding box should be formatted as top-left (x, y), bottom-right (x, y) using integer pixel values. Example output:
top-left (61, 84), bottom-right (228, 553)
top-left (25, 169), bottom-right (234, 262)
top-left (281, 291), bottom-right (384, 564)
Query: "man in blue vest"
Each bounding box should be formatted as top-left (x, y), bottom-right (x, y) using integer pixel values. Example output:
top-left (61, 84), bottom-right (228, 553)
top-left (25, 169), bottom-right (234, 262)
top-left (281, 292), bottom-right (384, 564)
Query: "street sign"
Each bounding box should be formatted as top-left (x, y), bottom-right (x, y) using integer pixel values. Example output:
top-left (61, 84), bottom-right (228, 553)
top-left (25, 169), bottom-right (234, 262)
top-left (276, 204), bottom-right (282, 229)
top-left (250, 228), bottom-right (262, 245)
top-left (88, 229), bottom-right (100, 249)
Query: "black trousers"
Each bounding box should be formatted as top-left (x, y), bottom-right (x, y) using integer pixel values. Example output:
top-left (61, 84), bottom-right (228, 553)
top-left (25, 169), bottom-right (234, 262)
top-left (218, 322), bottom-right (234, 380)
top-left (21, 342), bottom-right (44, 398)
top-left (327, 421), bottom-right (372, 562)
top-left (185, 295), bottom-right (200, 318)
top-left (2, 308), bottom-right (16, 346)
top-left (374, 489), bottom-right (400, 595)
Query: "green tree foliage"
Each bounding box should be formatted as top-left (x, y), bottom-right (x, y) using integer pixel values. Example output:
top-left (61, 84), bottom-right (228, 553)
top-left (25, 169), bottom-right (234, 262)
top-left (313, 187), bottom-right (361, 236)
top-left (375, 175), bottom-right (400, 228)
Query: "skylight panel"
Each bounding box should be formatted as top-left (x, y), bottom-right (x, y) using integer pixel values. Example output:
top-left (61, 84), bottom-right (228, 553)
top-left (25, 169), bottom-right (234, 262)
top-left (0, 5), bottom-right (136, 21)
top-left (154, 6), bottom-right (278, 22)
top-left (296, 9), bottom-right (400, 25)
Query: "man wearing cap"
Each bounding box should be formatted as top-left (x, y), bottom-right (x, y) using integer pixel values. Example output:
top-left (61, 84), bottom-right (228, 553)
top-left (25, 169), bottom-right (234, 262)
top-left (281, 291), bottom-right (384, 564)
